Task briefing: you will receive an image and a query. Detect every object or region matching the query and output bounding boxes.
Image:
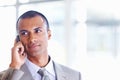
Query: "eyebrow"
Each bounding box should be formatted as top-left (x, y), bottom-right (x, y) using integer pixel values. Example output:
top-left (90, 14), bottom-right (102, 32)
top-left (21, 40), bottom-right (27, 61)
top-left (19, 27), bottom-right (42, 32)
top-left (34, 27), bottom-right (42, 31)
top-left (19, 30), bottom-right (28, 33)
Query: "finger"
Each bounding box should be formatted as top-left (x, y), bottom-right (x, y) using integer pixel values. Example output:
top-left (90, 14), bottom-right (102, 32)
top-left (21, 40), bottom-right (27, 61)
top-left (22, 52), bottom-right (27, 57)
top-left (21, 52), bottom-right (27, 59)
top-left (15, 42), bottom-right (25, 54)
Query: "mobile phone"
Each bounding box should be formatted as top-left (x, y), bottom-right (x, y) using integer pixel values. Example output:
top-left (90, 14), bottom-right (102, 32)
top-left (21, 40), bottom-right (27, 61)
top-left (16, 35), bottom-right (24, 53)
top-left (16, 35), bottom-right (20, 42)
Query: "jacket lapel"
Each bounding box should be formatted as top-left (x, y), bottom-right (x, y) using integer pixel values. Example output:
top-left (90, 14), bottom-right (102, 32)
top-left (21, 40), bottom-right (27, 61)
top-left (20, 64), bottom-right (34, 80)
top-left (53, 61), bottom-right (68, 80)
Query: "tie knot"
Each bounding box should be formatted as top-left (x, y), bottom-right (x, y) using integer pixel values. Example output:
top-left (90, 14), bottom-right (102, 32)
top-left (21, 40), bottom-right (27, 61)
top-left (37, 68), bottom-right (50, 80)
top-left (38, 68), bottom-right (47, 77)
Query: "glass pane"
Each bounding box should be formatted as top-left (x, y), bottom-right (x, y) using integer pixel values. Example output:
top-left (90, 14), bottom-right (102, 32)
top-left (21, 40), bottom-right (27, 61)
top-left (19, 0), bottom-right (63, 3)
top-left (86, 0), bottom-right (120, 80)
top-left (87, 25), bottom-right (115, 56)
top-left (19, 0), bottom-right (29, 3)
top-left (0, 6), bottom-right (16, 71)
top-left (86, 0), bottom-right (120, 57)
top-left (0, 0), bottom-right (16, 6)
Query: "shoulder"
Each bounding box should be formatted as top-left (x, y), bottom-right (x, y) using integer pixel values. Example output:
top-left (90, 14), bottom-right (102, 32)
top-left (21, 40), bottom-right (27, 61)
top-left (53, 61), bottom-right (81, 78)
top-left (0, 68), bottom-right (12, 80)
top-left (0, 70), bottom-right (6, 78)
top-left (53, 62), bottom-right (81, 80)
top-left (59, 63), bottom-right (78, 72)
top-left (0, 68), bottom-right (24, 80)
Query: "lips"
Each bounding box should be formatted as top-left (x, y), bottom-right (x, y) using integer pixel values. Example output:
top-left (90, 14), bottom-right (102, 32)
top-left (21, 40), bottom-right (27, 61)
top-left (28, 43), bottom-right (39, 49)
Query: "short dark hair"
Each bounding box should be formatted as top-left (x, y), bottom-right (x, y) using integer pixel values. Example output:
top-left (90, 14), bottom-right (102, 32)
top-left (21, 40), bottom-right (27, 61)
top-left (16, 10), bottom-right (49, 32)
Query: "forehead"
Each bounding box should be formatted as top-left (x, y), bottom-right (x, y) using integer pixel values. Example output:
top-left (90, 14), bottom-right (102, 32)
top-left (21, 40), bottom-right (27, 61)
top-left (18, 16), bottom-right (45, 30)
top-left (18, 16), bottom-right (44, 26)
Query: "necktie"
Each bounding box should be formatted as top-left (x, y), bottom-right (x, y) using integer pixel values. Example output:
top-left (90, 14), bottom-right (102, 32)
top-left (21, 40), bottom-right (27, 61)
top-left (38, 68), bottom-right (50, 80)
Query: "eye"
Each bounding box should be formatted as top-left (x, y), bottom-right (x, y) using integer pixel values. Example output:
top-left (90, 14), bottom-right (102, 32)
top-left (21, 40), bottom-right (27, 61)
top-left (35, 28), bottom-right (42, 33)
top-left (20, 31), bottom-right (28, 36)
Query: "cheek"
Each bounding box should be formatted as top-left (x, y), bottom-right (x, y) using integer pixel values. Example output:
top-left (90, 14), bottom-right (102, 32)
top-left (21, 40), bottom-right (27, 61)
top-left (40, 37), bottom-right (48, 44)
top-left (21, 39), bottom-right (28, 48)
top-left (22, 43), bottom-right (30, 53)
top-left (39, 33), bottom-right (48, 40)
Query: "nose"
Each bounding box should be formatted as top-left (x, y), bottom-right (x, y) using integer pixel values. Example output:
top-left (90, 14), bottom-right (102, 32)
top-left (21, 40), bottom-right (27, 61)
top-left (29, 33), bottom-right (37, 43)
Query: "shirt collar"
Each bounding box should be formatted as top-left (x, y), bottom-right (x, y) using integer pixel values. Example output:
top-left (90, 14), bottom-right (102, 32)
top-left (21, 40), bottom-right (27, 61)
top-left (45, 57), bottom-right (55, 76)
top-left (25, 56), bottom-right (55, 77)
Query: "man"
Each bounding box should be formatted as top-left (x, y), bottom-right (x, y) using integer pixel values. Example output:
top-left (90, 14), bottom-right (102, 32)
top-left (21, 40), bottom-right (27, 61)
top-left (0, 10), bottom-right (81, 80)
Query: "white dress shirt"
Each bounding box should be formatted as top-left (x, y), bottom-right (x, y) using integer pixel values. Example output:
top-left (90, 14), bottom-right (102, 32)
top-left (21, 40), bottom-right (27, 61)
top-left (25, 57), bottom-right (56, 80)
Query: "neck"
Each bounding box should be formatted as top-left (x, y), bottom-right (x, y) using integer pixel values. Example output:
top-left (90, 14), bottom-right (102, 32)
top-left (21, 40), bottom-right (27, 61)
top-left (28, 54), bottom-right (49, 67)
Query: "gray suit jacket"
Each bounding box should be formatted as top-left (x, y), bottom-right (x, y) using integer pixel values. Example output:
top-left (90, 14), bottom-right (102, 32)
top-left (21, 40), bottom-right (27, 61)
top-left (0, 61), bottom-right (81, 80)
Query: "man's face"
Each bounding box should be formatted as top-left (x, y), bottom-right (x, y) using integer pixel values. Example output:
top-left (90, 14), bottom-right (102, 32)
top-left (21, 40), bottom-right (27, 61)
top-left (17, 16), bottom-right (51, 57)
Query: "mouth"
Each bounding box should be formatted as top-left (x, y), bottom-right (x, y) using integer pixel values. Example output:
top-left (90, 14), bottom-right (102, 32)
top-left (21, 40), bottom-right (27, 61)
top-left (28, 44), bottom-right (40, 49)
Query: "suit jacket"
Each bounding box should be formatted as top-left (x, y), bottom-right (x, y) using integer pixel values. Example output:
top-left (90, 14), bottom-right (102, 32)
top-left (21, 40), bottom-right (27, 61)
top-left (0, 61), bottom-right (81, 80)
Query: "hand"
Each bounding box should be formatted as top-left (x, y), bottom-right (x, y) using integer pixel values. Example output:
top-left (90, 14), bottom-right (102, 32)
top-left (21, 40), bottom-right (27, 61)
top-left (9, 40), bottom-right (27, 69)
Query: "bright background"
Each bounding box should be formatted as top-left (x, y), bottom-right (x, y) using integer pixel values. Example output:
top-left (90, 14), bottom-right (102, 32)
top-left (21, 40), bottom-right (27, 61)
top-left (0, 0), bottom-right (120, 80)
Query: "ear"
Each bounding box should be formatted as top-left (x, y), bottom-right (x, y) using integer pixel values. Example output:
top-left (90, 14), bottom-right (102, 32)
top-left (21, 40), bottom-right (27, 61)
top-left (47, 30), bottom-right (51, 40)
